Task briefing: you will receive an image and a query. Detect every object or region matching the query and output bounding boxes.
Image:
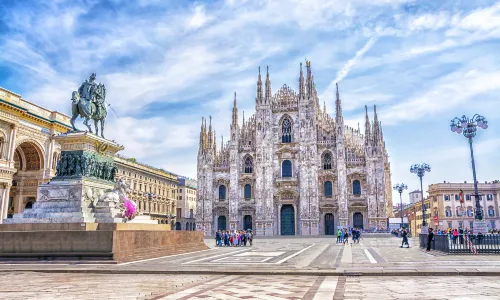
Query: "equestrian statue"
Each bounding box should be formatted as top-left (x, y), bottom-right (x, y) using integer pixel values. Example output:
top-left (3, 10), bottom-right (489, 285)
top-left (70, 73), bottom-right (108, 138)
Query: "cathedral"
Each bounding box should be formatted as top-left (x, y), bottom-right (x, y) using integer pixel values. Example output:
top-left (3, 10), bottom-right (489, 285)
top-left (196, 61), bottom-right (393, 236)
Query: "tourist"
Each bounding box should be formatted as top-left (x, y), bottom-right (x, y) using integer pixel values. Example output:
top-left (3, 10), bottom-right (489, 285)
top-left (452, 228), bottom-right (458, 244)
top-left (336, 229), bottom-right (342, 243)
top-left (247, 230), bottom-right (253, 246)
top-left (400, 227), bottom-right (409, 248)
top-left (215, 230), bottom-right (222, 247)
top-left (343, 228), bottom-right (349, 244)
top-left (426, 227), bottom-right (434, 252)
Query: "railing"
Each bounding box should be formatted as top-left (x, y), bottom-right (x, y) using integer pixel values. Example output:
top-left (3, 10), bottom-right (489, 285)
top-left (420, 234), bottom-right (500, 254)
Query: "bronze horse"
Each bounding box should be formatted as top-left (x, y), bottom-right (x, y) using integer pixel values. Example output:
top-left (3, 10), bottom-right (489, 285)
top-left (70, 83), bottom-right (107, 138)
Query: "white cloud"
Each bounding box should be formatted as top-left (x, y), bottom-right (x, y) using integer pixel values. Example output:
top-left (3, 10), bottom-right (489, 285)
top-left (187, 4), bottom-right (212, 30)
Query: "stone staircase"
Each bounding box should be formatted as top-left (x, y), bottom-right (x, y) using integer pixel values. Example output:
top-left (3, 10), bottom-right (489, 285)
top-left (5, 198), bottom-right (96, 224)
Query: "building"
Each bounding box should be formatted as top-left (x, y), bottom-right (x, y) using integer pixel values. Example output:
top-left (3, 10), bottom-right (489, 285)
top-left (408, 190), bottom-right (421, 204)
top-left (114, 155), bottom-right (179, 225)
top-left (196, 62), bottom-right (393, 236)
top-left (175, 176), bottom-right (197, 231)
top-left (395, 200), bottom-right (431, 236)
top-left (428, 181), bottom-right (500, 231)
top-left (0, 87), bottom-right (181, 225)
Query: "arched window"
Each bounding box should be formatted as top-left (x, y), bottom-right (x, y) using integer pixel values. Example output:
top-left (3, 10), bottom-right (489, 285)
top-left (282, 160), bottom-right (292, 178)
top-left (488, 206), bottom-right (495, 217)
top-left (282, 118), bottom-right (292, 143)
top-left (322, 152), bottom-right (332, 170)
top-left (352, 180), bottom-right (361, 195)
top-left (324, 181), bottom-right (333, 198)
top-left (467, 206), bottom-right (473, 217)
top-left (218, 185), bottom-right (226, 200)
top-left (445, 207), bottom-right (452, 217)
top-left (244, 156), bottom-right (253, 173)
top-left (244, 184), bottom-right (252, 199)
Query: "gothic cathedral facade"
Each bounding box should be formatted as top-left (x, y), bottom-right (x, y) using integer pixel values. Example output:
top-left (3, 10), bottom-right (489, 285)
top-left (196, 62), bottom-right (393, 236)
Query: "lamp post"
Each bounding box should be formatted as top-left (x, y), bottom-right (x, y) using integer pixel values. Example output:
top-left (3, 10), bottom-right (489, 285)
top-left (393, 183), bottom-right (408, 228)
top-left (410, 163), bottom-right (431, 228)
top-left (145, 192), bottom-right (155, 216)
top-left (450, 114), bottom-right (488, 221)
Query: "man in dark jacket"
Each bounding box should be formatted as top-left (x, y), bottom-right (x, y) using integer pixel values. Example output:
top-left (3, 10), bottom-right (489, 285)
top-left (426, 228), bottom-right (434, 252)
top-left (400, 227), bottom-right (409, 248)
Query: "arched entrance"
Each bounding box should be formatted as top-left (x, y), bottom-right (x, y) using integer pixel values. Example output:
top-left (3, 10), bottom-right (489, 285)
top-left (217, 216), bottom-right (227, 231)
top-left (324, 213), bottom-right (335, 235)
top-left (11, 141), bottom-right (44, 215)
top-left (280, 205), bottom-right (295, 235)
top-left (353, 212), bottom-right (364, 229)
top-left (243, 215), bottom-right (252, 230)
top-left (175, 222), bottom-right (181, 230)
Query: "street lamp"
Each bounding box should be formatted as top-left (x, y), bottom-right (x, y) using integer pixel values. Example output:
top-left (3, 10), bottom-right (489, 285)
top-left (410, 163), bottom-right (431, 228)
top-left (144, 192), bottom-right (156, 216)
top-left (393, 183), bottom-right (408, 228)
top-left (450, 114), bottom-right (488, 221)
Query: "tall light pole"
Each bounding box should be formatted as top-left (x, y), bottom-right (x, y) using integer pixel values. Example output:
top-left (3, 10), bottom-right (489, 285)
top-left (393, 183), bottom-right (408, 228)
top-left (145, 192), bottom-right (155, 216)
top-left (450, 114), bottom-right (488, 221)
top-left (410, 163), bottom-right (431, 228)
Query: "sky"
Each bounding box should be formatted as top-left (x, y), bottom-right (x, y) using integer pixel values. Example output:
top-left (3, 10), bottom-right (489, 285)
top-left (0, 0), bottom-right (499, 203)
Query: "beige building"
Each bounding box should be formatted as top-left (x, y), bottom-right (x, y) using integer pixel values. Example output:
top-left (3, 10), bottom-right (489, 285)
top-left (428, 181), bottom-right (500, 230)
top-left (115, 155), bottom-right (179, 225)
top-left (408, 190), bottom-right (421, 204)
top-left (0, 87), bottom-right (180, 225)
top-left (175, 177), bottom-right (197, 230)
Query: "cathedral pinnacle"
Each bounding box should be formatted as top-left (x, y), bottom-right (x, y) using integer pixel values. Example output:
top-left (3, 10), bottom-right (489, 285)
top-left (265, 65), bottom-right (271, 102)
top-left (335, 83), bottom-right (343, 123)
top-left (256, 66), bottom-right (263, 104)
top-left (299, 62), bottom-right (305, 99)
top-left (232, 92), bottom-right (238, 127)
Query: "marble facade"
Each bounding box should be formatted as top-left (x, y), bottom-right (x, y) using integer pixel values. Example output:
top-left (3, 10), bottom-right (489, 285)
top-left (197, 62), bottom-right (393, 236)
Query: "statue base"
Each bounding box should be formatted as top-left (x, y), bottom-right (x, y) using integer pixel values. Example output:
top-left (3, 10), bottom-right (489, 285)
top-left (7, 131), bottom-right (155, 225)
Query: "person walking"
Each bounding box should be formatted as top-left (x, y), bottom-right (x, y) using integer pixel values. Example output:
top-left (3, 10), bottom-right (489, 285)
top-left (343, 228), bottom-right (349, 244)
top-left (426, 227), bottom-right (434, 252)
top-left (400, 227), bottom-right (409, 248)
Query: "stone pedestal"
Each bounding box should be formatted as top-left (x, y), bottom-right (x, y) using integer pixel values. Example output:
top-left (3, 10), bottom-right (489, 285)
top-left (6, 131), bottom-right (155, 225)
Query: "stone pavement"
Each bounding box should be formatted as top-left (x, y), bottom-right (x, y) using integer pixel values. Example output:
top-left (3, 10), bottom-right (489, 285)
top-left (2, 272), bottom-right (500, 299)
top-left (2, 235), bottom-right (500, 276)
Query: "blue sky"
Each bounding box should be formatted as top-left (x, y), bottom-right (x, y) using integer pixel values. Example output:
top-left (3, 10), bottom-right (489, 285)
top-left (1, 0), bottom-right (499, 203)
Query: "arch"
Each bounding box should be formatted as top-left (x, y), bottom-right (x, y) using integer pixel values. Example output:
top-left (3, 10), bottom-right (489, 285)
top-left (192, 222), bottom-right (196, 231)
top-left (352, 180), bottom-right (361, 195)
top-left (244, 184), bottom-right (252, 199)
top-left (14, 141), bottom-right (44, 171)
top-left (25, 201), bottom-right (34, 209)
top-left (488, 206), bottom-right (495, 217)
top-left (0, 131), bottom-right (6, 159)
top-left (243, 155), bottom-right (253, 173)
top-left (445, 206), bottom-right (452, 217)
top-left (353, 212), bottom-right (363, 229)
top-left (217, 216), bottom-right (227, 231)
top-left (324, 213), bottom-right (335, 235)
top-left (322, 152), bottom-right (332, 170)
top-left (243, 215), bottom-right (253, 230)
top-left (281, 116), bottom-right (292, 143)
top-left (282, 160), bottom-right (292, 178)
top-left (324, 181), bottom-right (333, 198)
top-left (280, 205), bottom-right (295, 235)
top-left (218, 185), bottom-right (226, 200)
top-left (175, 222), bottom-right (181, 230)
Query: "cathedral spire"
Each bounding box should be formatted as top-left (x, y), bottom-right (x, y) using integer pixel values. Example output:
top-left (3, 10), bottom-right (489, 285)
top-left (208, 115), bottom-right (213, 147)
top-left (299, 62), bottom-right (305, 99)
top-left (199, 117), bottom-right (204, 152)
top-left (364, 105), bottom-right (371, 145)
top-left (221, 134), bottom-right (224, 152)
top-left (265, 66), bottom-right (271, 103)
top-left (256, 66), bottom-right (263, 104)
top-left (203, 117), bottom-right (207, 150)
top-left (306, 59), bottom-right (313, 98)
top-left (335, 83), bottom-right (343, 123)
top-left (373, 105), bottom-right (380, 148)
top-left (213, 130), bottom-right (217, 153)
top-left (232, 92), bottom-right (238, 127)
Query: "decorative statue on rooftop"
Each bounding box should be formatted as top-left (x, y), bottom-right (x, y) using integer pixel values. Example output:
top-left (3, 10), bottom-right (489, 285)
top-left (70, 73), bottom-right (108, 138)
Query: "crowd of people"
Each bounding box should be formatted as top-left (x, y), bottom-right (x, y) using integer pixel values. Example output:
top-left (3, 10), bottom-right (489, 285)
top-left (215, 230), bottom-right (253, 247)
top-left (336, 228), bottom-right (362, 244)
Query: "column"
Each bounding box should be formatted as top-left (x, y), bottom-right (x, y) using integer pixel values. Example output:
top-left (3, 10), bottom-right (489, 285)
top-left (0, 183), bottom-right (11, 223)
top-left (7, 124), bottom-right (17, 163)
